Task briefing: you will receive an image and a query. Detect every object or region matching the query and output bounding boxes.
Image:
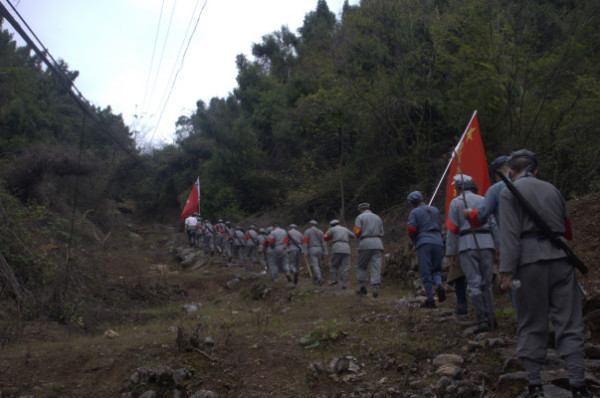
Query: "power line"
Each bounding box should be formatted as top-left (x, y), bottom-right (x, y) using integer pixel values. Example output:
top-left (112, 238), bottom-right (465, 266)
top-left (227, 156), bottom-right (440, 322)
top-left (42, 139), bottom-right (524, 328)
top-left (150, 0), bottom-right (208, 142)
top-left (140, 0), bottom-right (166, 114)
top-left (0, 0), bottom-right (149, 172)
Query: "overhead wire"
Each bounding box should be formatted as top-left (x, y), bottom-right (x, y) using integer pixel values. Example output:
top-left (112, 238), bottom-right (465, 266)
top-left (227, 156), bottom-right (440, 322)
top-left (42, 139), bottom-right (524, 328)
top-left (150, 0), bottom-right (208, 142)
top-left (140, 0), bottom-right (166, 115)
top-left (142, 0), bottom-right (178, 121)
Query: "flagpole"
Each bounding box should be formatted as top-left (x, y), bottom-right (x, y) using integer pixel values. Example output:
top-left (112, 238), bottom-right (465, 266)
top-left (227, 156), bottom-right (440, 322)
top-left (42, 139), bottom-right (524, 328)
top-left (428, 110), bottom-right (478, 205)
top-left (196, 177), bottom-right (201, 218)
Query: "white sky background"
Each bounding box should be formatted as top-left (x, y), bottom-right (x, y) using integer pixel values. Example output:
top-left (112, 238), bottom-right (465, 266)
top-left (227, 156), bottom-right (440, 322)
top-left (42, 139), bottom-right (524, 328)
top-left (4, 0), bottom-right (358, 147)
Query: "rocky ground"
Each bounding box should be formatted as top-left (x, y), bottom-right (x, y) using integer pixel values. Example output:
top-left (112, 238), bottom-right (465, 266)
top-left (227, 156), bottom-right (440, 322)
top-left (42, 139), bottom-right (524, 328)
top-left (1, 193), bottom-right (600, 397)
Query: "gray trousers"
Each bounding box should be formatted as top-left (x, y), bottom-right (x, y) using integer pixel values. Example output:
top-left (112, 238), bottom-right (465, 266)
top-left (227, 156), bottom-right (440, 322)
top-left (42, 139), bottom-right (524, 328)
top-left (356, 249), bottom-right (382, 286)
top-left (307, 247), bottom-right (323, 282)
top-left (269, 249), bottom-right (289, 280)
top-left (287, 250), bottom-right (301, 274)
top-left (459, 248), bottom-right (495, 324)
top-left (516, 259), bottom-right (585, 387)
top-left (330, 252), bottom-right (350, 287)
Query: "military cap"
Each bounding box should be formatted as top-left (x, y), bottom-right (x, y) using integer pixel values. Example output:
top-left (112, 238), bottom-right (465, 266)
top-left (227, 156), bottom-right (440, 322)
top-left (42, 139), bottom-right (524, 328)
top-left (329, 219), bottom-right (340, 226)
top-left (357, 203), bottom-right (370, 211)
top-left (289, 224), bottom-right (298, 228)
top-left (308, 220), bottom-right (318, 226)
top-left (491, 155), bottom-right (509, 170)
top-left (451, 174), bottom-right (473, 187)
top-left (508, 149), bottom-right (538, 170)
top-left (406, 191), bottom-right (423, 204)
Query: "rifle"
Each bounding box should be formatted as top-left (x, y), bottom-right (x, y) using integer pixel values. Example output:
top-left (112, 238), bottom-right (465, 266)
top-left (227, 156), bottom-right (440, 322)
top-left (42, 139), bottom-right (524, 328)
top-left (495, 170), bottom-right (588, 275)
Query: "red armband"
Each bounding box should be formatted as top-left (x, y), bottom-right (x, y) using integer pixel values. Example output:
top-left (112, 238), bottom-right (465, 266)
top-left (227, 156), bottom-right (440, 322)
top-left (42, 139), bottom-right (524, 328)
top-left (467, 209), bottom-right (484, 228)
top-left (446, 220), bottom-right (459, 235)
top-left (353, 226), bottom-right (361, 237)
top-left (406, 225), bottom-right (417, 237)
top-left (323, 233), bottom-right (331, 241)
top-left (301, 237), bottom-right (308, 244)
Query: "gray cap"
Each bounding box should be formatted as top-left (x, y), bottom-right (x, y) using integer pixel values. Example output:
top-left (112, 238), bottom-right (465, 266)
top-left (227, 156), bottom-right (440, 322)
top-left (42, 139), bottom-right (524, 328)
top-left (259, 228), bottom-right (266, 234)
top-left (289, 224), bottom-right (297, 229)
top-left (508, 149), bottom-right (538, 170)
top-left (491, 155), bottom-right (509, 170)
top-left (451, 174), bottom-right (473, 187)
top-left (218, 219), bottom-right (223, 223)
top-left (357, 203), bottom-right (370, 211)
top-left (235, 226), bottom-right (242, 230)
top-left (308, 220), bottom-right (318, 226)
top-left (329, 219), bottom-right (340, 226)
top-left (406, 191), bottom-right (423, 204)
top-left (249, 225), bottom-right (256, 230)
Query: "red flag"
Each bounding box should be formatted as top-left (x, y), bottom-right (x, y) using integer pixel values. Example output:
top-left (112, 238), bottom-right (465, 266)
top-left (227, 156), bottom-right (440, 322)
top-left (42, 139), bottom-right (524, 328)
top-left (444, 112), bottom-right (490, 229)
top-left (180, 177), bottom-right (200, 220)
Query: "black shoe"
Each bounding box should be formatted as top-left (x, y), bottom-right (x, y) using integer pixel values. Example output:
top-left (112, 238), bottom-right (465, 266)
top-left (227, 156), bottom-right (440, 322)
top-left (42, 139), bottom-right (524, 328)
top-left (372, 284), bottom-right (380, 298)
top-left (420, 301), bottom-right (436, 309)
top-left (286, 274), bottom-right (292, 282)
top-left (328, 281), bottom-right (338, 287)
top-left (355, 286), bottom-right (367, 295)
top-left (473, 321), bottom-right (490, 335)
top-left (293, 273), bottom-right (298, 285)
top-left (436, 284), bottom-right (446, 302)
top-left (571, 385), bottom-right (591, 398)
top-left (526, 384), bottom-right (544, 398)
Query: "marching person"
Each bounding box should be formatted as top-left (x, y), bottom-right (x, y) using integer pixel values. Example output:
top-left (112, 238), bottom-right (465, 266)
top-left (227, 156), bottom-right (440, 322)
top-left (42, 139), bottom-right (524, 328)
top-left (202, 219), bottom-right (215, 256)
top-left (268, 221), bottom-right (291, 281)
top-left (232, 226), bottom-right (245, 265)
top-left (257, 228), bottom-right (268, 274)
top-left (302, 220), bottom-right (328, 285)
top-left (244, 225), bottom-right (259, 270)
top-left (499, 150), bottom-right (590, 398)
top-left (184, 213), bottom-right (198, 246)
top-left (405, 191), bottom-right (446, 308)
top-left (353, 203), bottom-right (384, 298)
top-left (323, 219), bottom-right (354, 289)
top-left (286, 224), bottom-right (304, 285)
top-left (446, 174), bottom-right (499, 333)
top-left (223, 221), bottom-right (234, 263)
top-left (215, 219), bottom-right (227, 256)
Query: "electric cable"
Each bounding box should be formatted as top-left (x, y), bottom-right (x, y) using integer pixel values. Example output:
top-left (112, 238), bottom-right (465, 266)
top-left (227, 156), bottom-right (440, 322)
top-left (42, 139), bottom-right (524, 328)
top-left (149, 0), bottom-right (208, 142)
top-left (140, 0), bottom-right (166, 115)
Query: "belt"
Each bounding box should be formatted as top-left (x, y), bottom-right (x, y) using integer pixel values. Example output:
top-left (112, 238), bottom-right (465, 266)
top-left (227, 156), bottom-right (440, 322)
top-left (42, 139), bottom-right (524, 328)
top-left (360, 235), bottom-right (383, 240)
top-left (459, 229), bottom-right (490, 237)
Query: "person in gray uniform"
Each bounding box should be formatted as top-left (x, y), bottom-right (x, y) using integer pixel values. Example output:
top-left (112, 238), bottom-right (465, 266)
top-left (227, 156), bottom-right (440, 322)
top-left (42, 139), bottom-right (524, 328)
top-left (244, 225), bottom-right (259, 270)
top-left (223, 221), bottom-right (234, 263)
top-left (446, 174), bottom-right (499, 333)
top-left (257, 228), bottom-right (268, 273)
top-left (499, 149), bottom-right (590, 398)
top-left (215, 219), bottom-right (226, 256)
top-left (353, 203), bottom-right (384, 297)
top-left (232, 226), bottom-right (245, 265)
top-left (406, 191), bottom-right (446, 308)
top-left (202, 219), bottom-right (215, 256)
top-left (302, 220), bottom-right (328, 285)
top-left (323, 219), bottom-right (354, 289)
top-left (265, 227), bottom-right (274, 275)
top-left (286, 224), bottom-right (304, 285)
top-left (268, 221), bottom-right (291, 281)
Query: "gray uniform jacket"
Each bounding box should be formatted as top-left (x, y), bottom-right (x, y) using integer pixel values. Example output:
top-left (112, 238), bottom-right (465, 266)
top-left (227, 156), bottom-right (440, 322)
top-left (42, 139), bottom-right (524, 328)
top-left (269, 227), bottom-right (288, 251)
top-left (302, 227), bottom-right (328, 255)
top-left (499, 174), bottom-right (571, 274)
top-left (286, 228), bottom-right (304, 252)
top-left (246, 229), bottom-right (259, 247)
top-left (446, 191), bottom-right (499, 256)
top-left (324, 225), bottom-right (354, 254)
top-left (354, 210), bottom-right (384, 251)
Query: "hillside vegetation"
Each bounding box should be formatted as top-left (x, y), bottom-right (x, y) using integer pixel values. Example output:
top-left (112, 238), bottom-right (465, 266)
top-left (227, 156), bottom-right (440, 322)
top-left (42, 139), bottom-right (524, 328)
top-left (1, 2), bottom-right (600, 390)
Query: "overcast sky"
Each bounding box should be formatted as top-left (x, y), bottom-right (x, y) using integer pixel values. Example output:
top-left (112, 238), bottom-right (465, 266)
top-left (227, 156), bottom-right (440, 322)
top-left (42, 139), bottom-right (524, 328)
top-left (4, 0), bottom-right (358, 146)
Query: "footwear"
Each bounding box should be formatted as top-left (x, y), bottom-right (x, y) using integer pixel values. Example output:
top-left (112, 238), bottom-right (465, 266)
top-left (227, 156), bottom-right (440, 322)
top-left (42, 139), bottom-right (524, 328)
top-left (526, 384), bottom-right (544, 397)
top-left (286, 274), bottom-right (292, 282)
top-left (341, 285), bottom-right (347, 289)
top-left (328, 281), bottom-right (338, 287)
top-left (372, 284), bottom-right (380, 298)
top-left (473, 321), bottom-right (490, 335)
top-left (453, 310), bottom-right (468, 318)
top-left (420, 301), bottom-right (436, 309)
top-left (436, 284), bottom-right (446, 302)
top-left (571, 385), bottom-right (591, 398)
top-left (355, 286), bottom-right (367, 295)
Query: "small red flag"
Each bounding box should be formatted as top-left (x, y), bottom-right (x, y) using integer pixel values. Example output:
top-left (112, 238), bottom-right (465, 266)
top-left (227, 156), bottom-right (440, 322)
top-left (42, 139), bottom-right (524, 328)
top-left (444, 112), bottom-right (490, 229)
top-left (180, 177), bottom-right (200, 220)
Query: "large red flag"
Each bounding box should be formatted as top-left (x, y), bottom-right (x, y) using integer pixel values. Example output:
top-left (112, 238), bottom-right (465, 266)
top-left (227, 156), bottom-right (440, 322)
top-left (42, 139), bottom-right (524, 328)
top-left (180, 177), bottom-right (200, 220)
top-left (444, 112), bottom-right (490, 229)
